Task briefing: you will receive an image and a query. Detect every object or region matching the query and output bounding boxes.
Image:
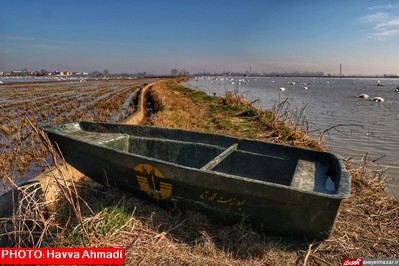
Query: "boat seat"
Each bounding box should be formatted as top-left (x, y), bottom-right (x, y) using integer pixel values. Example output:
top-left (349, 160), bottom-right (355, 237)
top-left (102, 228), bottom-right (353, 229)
top-left (69, 131), bottom-right (129, 152)
top-left (291, 160), bottom-right (336, 194)
top-left (291, 160), bottom-right (316, 191)
top-left (201, 143), bottom-right (238, 171)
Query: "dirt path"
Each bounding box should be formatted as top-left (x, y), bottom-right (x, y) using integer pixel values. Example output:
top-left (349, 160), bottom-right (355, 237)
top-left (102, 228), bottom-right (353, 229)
top-left (122, 81), bottom-right (158, 125)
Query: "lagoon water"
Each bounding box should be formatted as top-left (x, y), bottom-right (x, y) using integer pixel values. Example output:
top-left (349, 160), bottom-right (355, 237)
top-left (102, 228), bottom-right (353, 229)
top-left (185, 76), bottom-right (399, 198)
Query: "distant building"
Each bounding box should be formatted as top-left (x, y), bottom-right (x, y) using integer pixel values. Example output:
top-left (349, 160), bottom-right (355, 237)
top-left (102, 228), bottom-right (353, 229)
top-left (59, 71), bottom-right (72, 76)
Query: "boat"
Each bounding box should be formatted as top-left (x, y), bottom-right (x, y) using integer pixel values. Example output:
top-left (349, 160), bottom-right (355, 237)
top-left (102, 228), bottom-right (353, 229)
top-left (40, 122), bottom-right (351, 239)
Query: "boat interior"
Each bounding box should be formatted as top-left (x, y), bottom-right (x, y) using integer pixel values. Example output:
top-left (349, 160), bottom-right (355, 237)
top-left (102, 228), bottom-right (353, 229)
top-left (68, 128), bottom-right (337, 195)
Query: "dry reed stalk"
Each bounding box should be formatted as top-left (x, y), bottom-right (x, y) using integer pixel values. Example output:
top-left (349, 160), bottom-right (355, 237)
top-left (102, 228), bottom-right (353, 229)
top-left (1, 178), bottom-right (61, 247)
top-left (143, 80), bottom-right (399, 264)
top-left (1, 80), bottom-right (151, 184)
top-left (300, 155), bottom-right (399, 264)
top-left (221, 88), bottom-right (321, 149)
top-left (1, 124), bottom-right (10, 136)
top-left (0, 118), bottom-right (92, 247)
top-left (28, 118), bottom-right (92, 239)
top-left (1, 79), bottom-right (397, 265)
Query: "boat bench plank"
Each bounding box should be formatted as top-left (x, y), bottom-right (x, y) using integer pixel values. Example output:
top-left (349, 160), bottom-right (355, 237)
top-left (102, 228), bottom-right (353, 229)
top-left (69, 131), bottom-right (129, 151)
top-left (291, 159), bottom-right (315, 191)
top-left (201, 143), bottom-right (238, 171)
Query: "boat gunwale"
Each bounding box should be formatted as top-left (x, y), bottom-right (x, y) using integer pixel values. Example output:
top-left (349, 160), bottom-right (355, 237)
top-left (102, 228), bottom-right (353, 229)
top-left (40, 122), bottom-right (351, 200)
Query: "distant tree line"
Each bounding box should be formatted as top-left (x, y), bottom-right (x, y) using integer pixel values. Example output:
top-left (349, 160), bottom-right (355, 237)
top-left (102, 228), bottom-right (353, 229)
top-left (170, 69), bottom-right (190, 77)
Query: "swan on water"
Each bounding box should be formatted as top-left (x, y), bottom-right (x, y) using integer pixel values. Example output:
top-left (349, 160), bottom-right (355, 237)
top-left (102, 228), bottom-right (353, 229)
top-left (280, 87), bottom-right (286, 92)
top-left (371, 97), bottom-right (384, 102)
top-left (357, 94), bottom-right (369, 99)
top-left (304, 86), bottom-right (308, 90)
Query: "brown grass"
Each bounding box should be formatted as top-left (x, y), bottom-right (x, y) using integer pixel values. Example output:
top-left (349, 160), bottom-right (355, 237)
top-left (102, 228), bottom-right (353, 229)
top-left (149, 79), bottom-right (210, 131)
top-left (1, 78), bottom-right (398, 265)
top-left (151, 80), bottom-right (322, 150)
top-left (0, 78), bottom-right (154, 181)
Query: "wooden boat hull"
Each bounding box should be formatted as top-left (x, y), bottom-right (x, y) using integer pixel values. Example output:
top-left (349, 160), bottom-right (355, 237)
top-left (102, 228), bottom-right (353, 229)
top-left (41, 122), bottom-right (351, 239)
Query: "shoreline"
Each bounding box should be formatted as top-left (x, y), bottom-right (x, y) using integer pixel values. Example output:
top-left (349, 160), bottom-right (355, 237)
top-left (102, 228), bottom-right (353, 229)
top-left (1, 78), bottom-right (398, 264)
top-left (185, 76), bottom-right (399, 200)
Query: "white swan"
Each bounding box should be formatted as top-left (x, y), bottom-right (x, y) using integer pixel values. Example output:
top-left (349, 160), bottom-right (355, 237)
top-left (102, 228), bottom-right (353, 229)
top-left (357, 94), bottom-right (369, 99)
top-left (371, 97), bottom-right (384, 102)
top-left (280, 87), bottom-right (286, 92)
top-left (304, 86), bottom-right (308, 90)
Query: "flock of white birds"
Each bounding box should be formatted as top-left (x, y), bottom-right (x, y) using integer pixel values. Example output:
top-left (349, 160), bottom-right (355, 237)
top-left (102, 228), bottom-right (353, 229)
top-left (194, 76), bottom-right (396, 103)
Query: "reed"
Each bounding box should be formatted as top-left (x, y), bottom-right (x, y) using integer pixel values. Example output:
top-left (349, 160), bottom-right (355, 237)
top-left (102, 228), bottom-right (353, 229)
top-left (1, 124), bottom-right (10, 136)
top-left (0, 79), bottom-right (152, 182)
top-left (1, 120), bottom-right (91, 247)
top-left (1, 79), bottom-right (397, 265)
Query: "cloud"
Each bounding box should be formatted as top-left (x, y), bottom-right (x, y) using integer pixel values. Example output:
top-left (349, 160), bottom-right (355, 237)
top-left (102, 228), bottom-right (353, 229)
top-left (369, 29), bottom-right (399, 40)
top-left (361, 12), bottom-right (394, 23)
top-left (368, 3), bottom-right (399, 10)
top-left (375, 18), bottom-right (399, 29)
top-left (360, 10), bottom-right (399, 40)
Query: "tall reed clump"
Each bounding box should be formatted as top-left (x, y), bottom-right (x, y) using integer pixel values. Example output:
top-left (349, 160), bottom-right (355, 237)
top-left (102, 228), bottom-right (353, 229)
top-left (0, 118), bottom-right (142, 249)
top-left (222, 88), bottom-right (321, 150)
top-left (0, 118), bottom-right (92, 247)
top-left (1, 83), bottom-right (398, 265)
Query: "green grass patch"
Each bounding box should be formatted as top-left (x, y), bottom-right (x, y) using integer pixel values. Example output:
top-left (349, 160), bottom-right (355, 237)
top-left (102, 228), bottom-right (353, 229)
top-left (173, 85), bottom-right (216, 102)
top-left (210, 103), bottom-right (243, 117)
top-left (171, 85), bottom-right (268, 138)
top-left (60, 200), bottom-right (136, 246)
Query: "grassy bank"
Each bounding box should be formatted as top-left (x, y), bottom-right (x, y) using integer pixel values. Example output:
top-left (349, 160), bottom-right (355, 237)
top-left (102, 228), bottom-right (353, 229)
top-left (2, 78), bottom-right (398, 265)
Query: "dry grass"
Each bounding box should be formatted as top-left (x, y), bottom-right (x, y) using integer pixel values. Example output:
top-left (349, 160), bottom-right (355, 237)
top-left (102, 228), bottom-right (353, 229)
top-left (313, 155), bottom-right (399, 261)
top-left (223, 89), bottom-right (321, 150)
top-left (1, 79), bottom-right (398, 265)
top-left (0, 79), bottom-right (153, 186)
top-left (151, 80), bottom-right (322, 150)
top-left (149, 79), bottom-right (211, 131)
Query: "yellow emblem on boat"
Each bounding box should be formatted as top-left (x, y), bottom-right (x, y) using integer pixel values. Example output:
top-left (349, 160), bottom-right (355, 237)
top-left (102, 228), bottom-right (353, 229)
top-left (134, 163), bottom-right (172, 200)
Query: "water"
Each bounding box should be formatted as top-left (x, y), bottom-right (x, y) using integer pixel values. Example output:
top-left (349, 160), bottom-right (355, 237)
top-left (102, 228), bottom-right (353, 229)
top-left (0, 76), bottom-right (85, 83)
top-left (185, 76), bottom-right (399, 198)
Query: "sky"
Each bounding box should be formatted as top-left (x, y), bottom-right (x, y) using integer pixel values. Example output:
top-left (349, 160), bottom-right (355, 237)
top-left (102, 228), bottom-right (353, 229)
top-left (1, 0), bottom-right (399, 75)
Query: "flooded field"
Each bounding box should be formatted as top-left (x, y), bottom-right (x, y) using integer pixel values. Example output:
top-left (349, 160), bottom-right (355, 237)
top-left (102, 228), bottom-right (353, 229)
top-left (0, 78), bottom-right (156, 193)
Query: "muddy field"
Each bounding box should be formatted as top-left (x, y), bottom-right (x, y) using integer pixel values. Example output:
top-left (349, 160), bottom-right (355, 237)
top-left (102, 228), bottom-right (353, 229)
top-left (0, 78), bottom-right (156, 193)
